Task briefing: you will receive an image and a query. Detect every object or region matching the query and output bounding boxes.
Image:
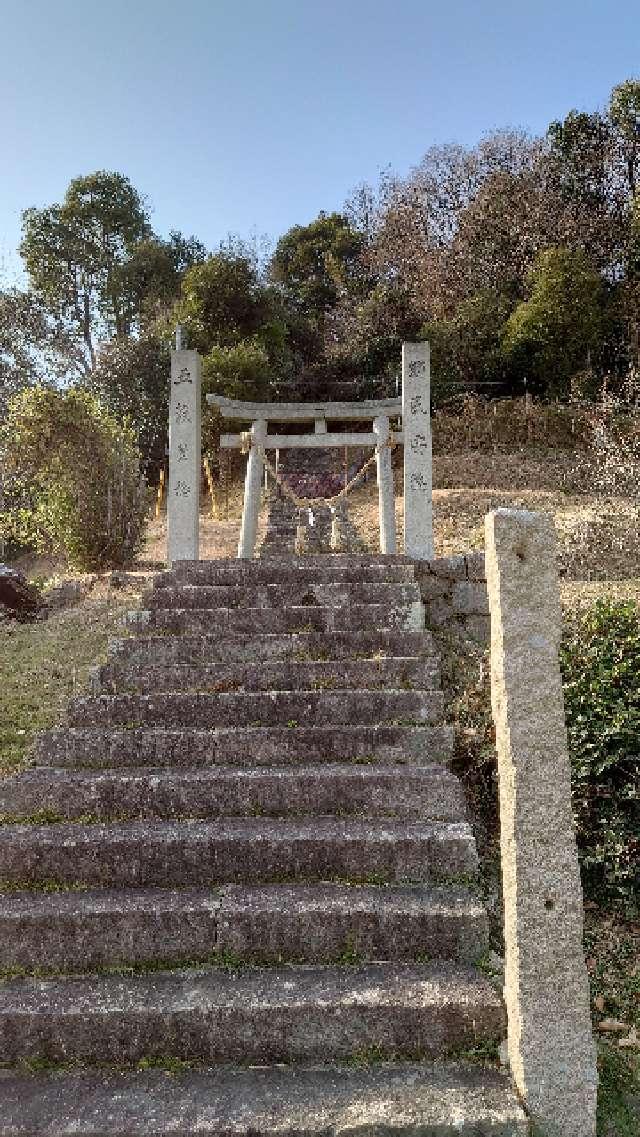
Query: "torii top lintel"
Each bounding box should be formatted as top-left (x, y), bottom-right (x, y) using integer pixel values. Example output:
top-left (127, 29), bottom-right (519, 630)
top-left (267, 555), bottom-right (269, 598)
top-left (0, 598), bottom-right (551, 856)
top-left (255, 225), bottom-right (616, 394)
top-left (206, 395), bottom-right (402, 423)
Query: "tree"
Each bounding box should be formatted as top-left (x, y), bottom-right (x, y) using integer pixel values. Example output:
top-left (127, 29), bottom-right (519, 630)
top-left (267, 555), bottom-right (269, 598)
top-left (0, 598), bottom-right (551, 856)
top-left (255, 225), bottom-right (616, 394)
top-left (503, 247), bottom-right (604, 395)
top-left (367, 133), bottom-right (540, 318)
top-left (0, 289), bottom-right (83, 415)
top-left (176, 252), bottom-right (274, 354)
top-left (20, 171), bottom-right (152, 371)
top-left (87, 335), bottom-right (170, 470)
top-left (546, 110), bottom-right (621, 275)
top-left (173, 250), bottom-right (297, 402)
top-left (441, 168), bottom-right (544, 314)
top-left (328, 281), bottom-right (422, 391)
top-left (424, 289), bottom-right (515, 399)
top-left (0, 387), bottom-right (147, 569)
top-left (116, 231), bottom-right (206, 330)
top-left (609, 81), bottom-right (640, 366)
top-left (609, 79), bottom-right (640, 201)
top-left (203, 339), bottom-right (274, 403)
top-left (271, 212), bottom-right (364, 319)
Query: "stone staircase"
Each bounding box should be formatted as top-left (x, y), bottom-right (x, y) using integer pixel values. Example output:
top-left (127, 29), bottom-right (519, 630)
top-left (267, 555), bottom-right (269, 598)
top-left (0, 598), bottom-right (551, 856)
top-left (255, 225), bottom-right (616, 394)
top-left (0, 555), bottom-right (527, 1134)
top-left (259, 449), bottom-right (368, 556)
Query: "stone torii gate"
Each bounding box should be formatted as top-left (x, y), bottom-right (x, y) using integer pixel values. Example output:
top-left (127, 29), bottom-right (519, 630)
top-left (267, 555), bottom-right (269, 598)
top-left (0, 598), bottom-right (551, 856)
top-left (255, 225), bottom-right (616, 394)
top-left (167, 342), bottom-right (433, 563)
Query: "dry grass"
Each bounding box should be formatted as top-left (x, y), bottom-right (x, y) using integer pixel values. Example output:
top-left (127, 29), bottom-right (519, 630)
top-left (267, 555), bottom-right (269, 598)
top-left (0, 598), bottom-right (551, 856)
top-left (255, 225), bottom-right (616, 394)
top-left (345, 452), bottom-right (640, 598)
top-left (0, 577), bottom-right (147, 777)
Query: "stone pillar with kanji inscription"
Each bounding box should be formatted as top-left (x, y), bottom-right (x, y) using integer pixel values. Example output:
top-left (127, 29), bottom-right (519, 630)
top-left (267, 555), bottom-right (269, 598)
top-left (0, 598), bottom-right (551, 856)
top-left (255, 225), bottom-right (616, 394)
top-left (168, 349), bottom-right (201, 566)
top-left (402, 342), bottom-right (433, 559)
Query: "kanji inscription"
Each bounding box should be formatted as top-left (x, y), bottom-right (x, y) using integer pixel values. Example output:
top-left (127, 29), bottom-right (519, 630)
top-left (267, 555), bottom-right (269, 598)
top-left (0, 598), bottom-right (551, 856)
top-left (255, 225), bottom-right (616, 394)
top-left (174, 367), bottom-right (193, 386)
top-left (175, 402), bottom-right (191, 424)
top-left (403, 341), bottom-right (433, 558)
top-left (410, 433), bottom-right (429, 453)
top-left (410, 394), bottom-right (428, 416)
top-left (169, 348), bottom-right (201, 565)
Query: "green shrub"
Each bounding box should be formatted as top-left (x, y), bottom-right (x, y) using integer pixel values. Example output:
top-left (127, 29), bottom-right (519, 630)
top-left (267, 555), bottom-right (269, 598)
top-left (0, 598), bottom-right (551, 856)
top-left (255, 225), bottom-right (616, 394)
top-left (0, 387), bottom-right (148, 571)
top-left (560, 599), bottom-right (640, 913)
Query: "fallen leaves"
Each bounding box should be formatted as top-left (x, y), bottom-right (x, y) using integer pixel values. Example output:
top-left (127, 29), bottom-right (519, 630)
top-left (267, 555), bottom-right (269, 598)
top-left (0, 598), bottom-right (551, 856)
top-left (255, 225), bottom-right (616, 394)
top-left (617, 1026), bottom-right (639, 1049)
top-left (598, 1018), bottom-right (629, 1032)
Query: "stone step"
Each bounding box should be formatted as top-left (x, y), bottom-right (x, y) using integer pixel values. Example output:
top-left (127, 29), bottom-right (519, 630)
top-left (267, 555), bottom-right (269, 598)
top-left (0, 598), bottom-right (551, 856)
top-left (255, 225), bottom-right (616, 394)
top-left (0, 818), bottom-right (478, 888)
top-left (0, 1063), bottom-right (528, 1136)
top-left (0, 962), bottom-right (504, 1065)
top-left (35, 724), bottom-right (454, 769)
top-left (66, 689), bottom-right (445, 730)
top-left (126, 601), bottom-right (424, 637)
top-left (145, 582), bottom-right (421, 610)
top-left (93, 657), bottom-right (441, 695)
top-left (108, 629), bottom-right (434, 667)
top-left (0, 764), bottom-right (465, 821)
top-left (0, 883), bottom-right (487, 970)
top-left (163, 565), bottom-right (420, 588)
top-left (174, 554), bottom-right (414, 574)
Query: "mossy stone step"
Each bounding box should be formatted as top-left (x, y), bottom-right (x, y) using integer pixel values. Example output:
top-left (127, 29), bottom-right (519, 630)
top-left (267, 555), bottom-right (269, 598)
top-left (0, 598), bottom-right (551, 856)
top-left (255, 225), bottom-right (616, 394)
top-left (0, 764), bottom-right (464, 822)
top-left (35, 723), bottom-right (454, 769)
top-left (145, 582), bottom-right (421, 610)
top-left (0, 1063), bottom-right (527, 1136)
top-left (0, 883), bottom-right (487, 971)
top-left (125, 601), bottom-right (424, 636)
top-left (107, 629), bottom-right (434, 667)
top-left (65, 689), bottom-right (445, 730)
top-left (0, 817), bottom-right (478, 889)
top-left (92, 657), bottom-right (440, 696)
top-left (0, 962), bottom-right (504, 1065)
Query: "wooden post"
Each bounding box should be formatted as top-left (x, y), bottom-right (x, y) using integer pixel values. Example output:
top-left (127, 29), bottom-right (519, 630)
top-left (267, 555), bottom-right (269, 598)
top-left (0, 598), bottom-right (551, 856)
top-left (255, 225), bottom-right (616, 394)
top-left (203, 456), bottom-right (217, 519)
top-left (224, 450), bottom-right (229, 519)
top-left (155, 468), bottom-right (165, 520)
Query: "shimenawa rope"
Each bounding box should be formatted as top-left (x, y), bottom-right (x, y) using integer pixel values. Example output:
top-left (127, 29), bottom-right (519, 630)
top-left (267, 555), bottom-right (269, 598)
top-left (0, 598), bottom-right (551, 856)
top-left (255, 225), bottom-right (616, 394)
top-left (248, 438), bottom-right (396, 510)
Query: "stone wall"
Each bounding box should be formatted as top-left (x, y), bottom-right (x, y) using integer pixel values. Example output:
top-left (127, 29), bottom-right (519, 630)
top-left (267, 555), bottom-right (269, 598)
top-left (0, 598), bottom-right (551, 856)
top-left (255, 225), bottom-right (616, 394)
top-left (413, 552), bottom-right (490, 643)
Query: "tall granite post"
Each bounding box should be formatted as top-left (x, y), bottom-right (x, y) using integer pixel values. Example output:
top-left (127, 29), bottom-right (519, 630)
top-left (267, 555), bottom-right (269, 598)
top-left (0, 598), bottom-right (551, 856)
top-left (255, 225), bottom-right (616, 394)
top-left (167, 349), bottom-right (201, 567)
top-left (237, 419), bottom-right (266, 559)
top-left (402, 341), bottom-right (433, 559)
top-left (485, 509), bottom-right (597, 1137)
top-left (374, 414), bottom-right (397, 555)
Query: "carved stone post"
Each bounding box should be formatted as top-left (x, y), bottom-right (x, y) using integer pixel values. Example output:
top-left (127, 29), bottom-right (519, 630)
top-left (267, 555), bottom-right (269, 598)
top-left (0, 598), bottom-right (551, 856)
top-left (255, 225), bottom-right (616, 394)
top-left (238, 419), bottom-right (266, 559)
top-left (402, 342), bottom-right (433, 559)
top-left (168, 349), bottom-right (201, 566)
top-left (485, 508), bottom-right (597, 1137)
top-left (374, 414), bottom-right (396, 555)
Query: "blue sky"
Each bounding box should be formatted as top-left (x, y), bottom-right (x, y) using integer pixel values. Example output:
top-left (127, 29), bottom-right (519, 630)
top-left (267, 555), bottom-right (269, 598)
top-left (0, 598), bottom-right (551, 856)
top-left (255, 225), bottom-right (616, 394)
top-left (2, 0), bottom-right (639, 282)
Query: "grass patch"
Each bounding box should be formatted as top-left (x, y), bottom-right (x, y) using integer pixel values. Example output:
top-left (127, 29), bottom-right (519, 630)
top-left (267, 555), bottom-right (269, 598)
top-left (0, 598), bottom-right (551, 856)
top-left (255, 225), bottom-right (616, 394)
top-left (343, 1045), bottom-right (389, 1067)
top-left (597, 1045), bottom-right (639, 1137)
top-left (0, 878), bottom-right (90, 894)
top-left (0, 591), bottom-right (138, 777)
top-left (585, 910), bottom-right (640, 1135)
top-left (444, 1037), bottom-right (501, 1065)
top-left (4, 1054), bottom-right (205, 1075)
